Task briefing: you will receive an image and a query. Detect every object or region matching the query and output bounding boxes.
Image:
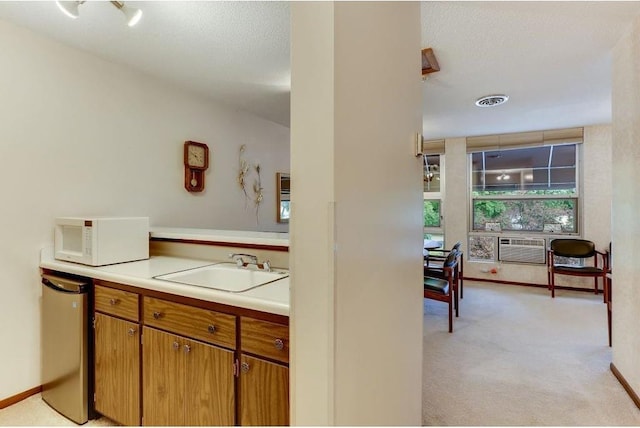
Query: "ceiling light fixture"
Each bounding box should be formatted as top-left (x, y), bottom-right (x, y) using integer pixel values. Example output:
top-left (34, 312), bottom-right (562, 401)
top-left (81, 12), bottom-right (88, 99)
top-left (475, 94), bottom-right (509, 107)
top-left (55, 0), bottom-right (143, 27)
top-left (110, 1), bottom-right (143, 27)
top-left (56, 1), bottom-right (82, 19)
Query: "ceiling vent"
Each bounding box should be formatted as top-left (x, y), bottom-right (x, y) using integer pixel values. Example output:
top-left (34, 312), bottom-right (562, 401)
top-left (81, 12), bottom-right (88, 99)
top-left (475, 94), bottom-right (509, 107)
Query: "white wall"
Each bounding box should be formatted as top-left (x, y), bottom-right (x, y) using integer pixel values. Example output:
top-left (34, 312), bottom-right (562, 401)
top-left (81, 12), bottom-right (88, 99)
top-left (440, 126), bottom-right (612, 288)
top-left (611, 14), bottom-right (640, 402)
top-left (0, 18), bottom-right (289, 401)
top-left (290, 2), bottom-right (423, 425)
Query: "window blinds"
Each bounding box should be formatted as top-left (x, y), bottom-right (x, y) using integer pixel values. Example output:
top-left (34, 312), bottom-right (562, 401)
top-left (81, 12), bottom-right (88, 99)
top-left (465, 127), bottom-right (583, 153)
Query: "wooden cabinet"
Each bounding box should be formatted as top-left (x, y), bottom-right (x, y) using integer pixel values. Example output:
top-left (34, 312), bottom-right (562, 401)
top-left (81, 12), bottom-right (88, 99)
top-left (239, 317), bottom-right (290, 426)
top-left (142, 326), bottom-right (235, 426)
top-left (92, 282), bottom-right (289, 426)
top-left (93, 284), bottom-right (141, 426)
top-left (143, 296), bottom-right (236, 349)
top-left (239, 354), bottom-right (289, 426)
top-left (141, 296), bottom-right (236, 426)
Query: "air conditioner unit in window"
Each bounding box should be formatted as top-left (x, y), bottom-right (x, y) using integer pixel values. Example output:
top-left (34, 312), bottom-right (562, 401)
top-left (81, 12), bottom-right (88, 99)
top-left (498, 237), bottom-right (546, 264)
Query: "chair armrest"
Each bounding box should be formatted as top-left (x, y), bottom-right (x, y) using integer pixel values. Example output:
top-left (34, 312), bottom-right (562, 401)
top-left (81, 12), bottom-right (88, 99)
top-left (595, 249), bottom-right (609, 270)
top-left (427, 249), bottom-right (452, 260)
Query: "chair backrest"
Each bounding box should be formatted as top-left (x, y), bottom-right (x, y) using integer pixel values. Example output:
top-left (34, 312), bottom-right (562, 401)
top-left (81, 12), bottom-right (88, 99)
top-left (451, 242), bottom-right (461, 252)
top-left (550, 239), bottom-right (595, 258)
top-left (443, 250), bottom-right (459, 267)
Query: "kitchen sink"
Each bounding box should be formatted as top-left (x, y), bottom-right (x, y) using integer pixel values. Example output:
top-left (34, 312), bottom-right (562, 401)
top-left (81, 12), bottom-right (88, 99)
top-left (153, 262), bottom-right (289, 293)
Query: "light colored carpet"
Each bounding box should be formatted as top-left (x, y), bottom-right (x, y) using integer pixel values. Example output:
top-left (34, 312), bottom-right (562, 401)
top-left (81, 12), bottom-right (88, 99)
top-left (0, 394), bottom-right (114, 426)
top-left (423, 281), bottom-right (640, 426)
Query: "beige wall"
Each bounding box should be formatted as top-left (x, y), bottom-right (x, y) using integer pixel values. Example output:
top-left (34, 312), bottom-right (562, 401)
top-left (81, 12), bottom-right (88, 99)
top-left (290, 2), bottom-right (423, 425)
top-left (0, 18), bottom-right (289, 401)
top-left (611, 15), bottom-right (640, 400)
top-left (439, 125), bottom-right (612, 288)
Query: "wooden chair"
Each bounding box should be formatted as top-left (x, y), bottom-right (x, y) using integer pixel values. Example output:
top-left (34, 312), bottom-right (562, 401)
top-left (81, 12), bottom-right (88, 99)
top-left (424, 251), bottom-right (459, 333)
top-left (547, 239), bottom-right (608, 299)
top-left (605, 242), bottom-right (612, 347)
top-left (425, 242), bottom-right (464, 298)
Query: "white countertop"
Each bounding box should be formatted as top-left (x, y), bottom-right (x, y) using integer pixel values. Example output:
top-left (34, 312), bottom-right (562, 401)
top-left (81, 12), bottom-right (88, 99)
top-left (150, 227), bottom-right (289, 248)
top-left (39, 247), bottom-right (289, 316)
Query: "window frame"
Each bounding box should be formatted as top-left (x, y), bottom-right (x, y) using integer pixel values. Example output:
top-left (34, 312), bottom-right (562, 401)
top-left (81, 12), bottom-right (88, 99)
top-left (467, 143), bottom-right (582, 237)
top-left (424, 154), bottom-right (445, 239)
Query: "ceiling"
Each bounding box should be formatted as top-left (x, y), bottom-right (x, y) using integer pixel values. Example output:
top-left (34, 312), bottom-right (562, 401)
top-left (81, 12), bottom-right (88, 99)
top-left (0, 1), bottom-right (639, 138)
top-left (421, 1), bottom-right (640, 139)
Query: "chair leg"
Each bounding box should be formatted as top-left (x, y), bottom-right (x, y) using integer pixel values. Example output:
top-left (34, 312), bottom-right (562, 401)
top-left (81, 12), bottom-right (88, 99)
top-left (550, 272), bottom-right (555, 298)
top-left (607, 303), bottom-right (612, 347)
top-left (460, 259), bottom-right (464, 299)
top-left (594, 276), bottom-right (598, 295)
top-left (448, 297), bottom-right (453, 333)
top-left (454, 281), bottom-right (459, 318)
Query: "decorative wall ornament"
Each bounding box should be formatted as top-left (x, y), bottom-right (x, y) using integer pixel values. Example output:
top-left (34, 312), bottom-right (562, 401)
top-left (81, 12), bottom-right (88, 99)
top-left (237, 144), bottom-right (263, 223)
top-left (238, 144), bottom-right (250, 201)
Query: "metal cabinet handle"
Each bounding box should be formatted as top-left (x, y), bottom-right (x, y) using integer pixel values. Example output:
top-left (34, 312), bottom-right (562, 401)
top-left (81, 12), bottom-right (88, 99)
top-left (127, 328), bottom-right (137, 336)
top-left (207, 325), bottom-right (216, 334)
top-left (184, 344), bottom-right (191, 353)
top-left (274, 338), bottom-right (285, 350)
top-left (109, 298), bottom-right (120, 305)
top-left (241, 362), bottom-right (250, 373)
top-left (173, 341), bottom-right (180, 350)
top-left (153, 311), bottom-right (163, 320)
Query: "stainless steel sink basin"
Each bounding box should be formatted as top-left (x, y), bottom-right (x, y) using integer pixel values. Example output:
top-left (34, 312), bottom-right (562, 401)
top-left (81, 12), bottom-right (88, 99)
top-left (154, 262), bottom-right (289, 293)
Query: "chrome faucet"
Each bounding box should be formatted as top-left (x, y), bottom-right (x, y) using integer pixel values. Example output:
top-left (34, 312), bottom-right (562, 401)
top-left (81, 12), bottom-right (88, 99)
top-left (229, 253), bottom-right (258, 267)
top-left (228, 253), bottom-right (271, 272)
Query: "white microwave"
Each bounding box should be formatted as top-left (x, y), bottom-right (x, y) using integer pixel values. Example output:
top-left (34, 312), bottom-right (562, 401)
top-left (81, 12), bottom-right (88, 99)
top-left (54, 217), bottom-right (149, 266)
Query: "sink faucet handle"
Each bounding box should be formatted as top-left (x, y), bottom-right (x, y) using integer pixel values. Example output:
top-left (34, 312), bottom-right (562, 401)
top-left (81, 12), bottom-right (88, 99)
top-left (260, 260), bottom-right (271, 272)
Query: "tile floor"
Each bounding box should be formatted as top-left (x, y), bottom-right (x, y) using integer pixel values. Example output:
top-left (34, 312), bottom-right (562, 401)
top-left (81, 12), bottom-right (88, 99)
top-left (0, 394), bottom-right (114, 426)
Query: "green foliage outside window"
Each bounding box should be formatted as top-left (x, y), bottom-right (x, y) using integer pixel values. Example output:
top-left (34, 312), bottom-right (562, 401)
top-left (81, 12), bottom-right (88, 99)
top-left (472, 198), bottom-right (576, 232)
top-left (424, 200), bottom-right (441, 228)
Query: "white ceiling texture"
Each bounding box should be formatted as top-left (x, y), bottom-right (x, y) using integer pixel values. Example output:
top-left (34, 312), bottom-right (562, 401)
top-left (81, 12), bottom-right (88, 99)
top-left (0, 1), bottom-right (639, 138)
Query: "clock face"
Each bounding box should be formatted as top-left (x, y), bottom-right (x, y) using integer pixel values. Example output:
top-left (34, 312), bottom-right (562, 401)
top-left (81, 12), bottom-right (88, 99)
top-left (187, 144), bottom-right (206, 168)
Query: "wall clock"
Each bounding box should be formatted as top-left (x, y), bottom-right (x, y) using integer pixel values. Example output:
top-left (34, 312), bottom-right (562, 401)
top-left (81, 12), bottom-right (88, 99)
top-left (184, 141), bottom-right (209, 192)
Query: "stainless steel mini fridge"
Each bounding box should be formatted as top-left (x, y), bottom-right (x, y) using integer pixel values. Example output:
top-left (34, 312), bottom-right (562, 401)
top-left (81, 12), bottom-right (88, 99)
top-left (41, 274), bottom-right (91, 424)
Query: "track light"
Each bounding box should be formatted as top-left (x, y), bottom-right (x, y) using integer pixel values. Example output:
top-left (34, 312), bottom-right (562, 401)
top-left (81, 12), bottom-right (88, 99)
top-left (56, 1), bottom-right (82, 19)
top-left (110, 1), bottom-right (143, 27)
top-left (55, 0), bottom-right (142, 27)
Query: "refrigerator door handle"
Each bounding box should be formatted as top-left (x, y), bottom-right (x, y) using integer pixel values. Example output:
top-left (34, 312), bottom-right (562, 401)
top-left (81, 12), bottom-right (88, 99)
top-left (42, 275), bottom-right (86, 293)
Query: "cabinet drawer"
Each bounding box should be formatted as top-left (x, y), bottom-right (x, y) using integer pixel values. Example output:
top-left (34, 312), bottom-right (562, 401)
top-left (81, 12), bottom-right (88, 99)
top-left (143, 297), bottom-right (236, 349)
top-left (241, 317), bottom-right (289, 364)
top-left (95, 285), bottom-right (139, 322)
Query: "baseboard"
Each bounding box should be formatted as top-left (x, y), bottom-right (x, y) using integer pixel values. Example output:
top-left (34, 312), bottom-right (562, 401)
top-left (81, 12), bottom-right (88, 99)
top-left (0, 385), bottom-right (42, 409)
top-left (610, 363), bottom-right (640, 410)
top-left (464, 276), bottom-right (601, 294)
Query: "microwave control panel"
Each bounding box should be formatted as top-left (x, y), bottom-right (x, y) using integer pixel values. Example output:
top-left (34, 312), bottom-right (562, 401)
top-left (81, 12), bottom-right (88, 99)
top-left (84, 227), bottom-right (92, 256)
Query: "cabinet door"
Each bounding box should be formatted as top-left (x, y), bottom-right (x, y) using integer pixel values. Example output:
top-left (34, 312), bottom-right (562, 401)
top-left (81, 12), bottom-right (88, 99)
top-left (142, 327), bottom-right (184, 426)
top-left (94, 313), bottom-right (140, 426)
top-left (184, 338), bottom-right (235, 426)
top-left (240, 354), bottom-right (289, 426)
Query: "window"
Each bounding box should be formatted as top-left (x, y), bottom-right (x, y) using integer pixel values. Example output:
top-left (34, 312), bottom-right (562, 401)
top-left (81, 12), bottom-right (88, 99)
top-left (424, 154), bottom-right (444, 243)
top-left (423, 154), bottom-right (441, 193)
top-left (468, 235), bottom-right (496, 262)
top-left (472, 198), bottom-right (577, 233)
top-left (470, 144), bottom-right (578, 234)
top-left (424, 200), bottom-right (441, 228)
